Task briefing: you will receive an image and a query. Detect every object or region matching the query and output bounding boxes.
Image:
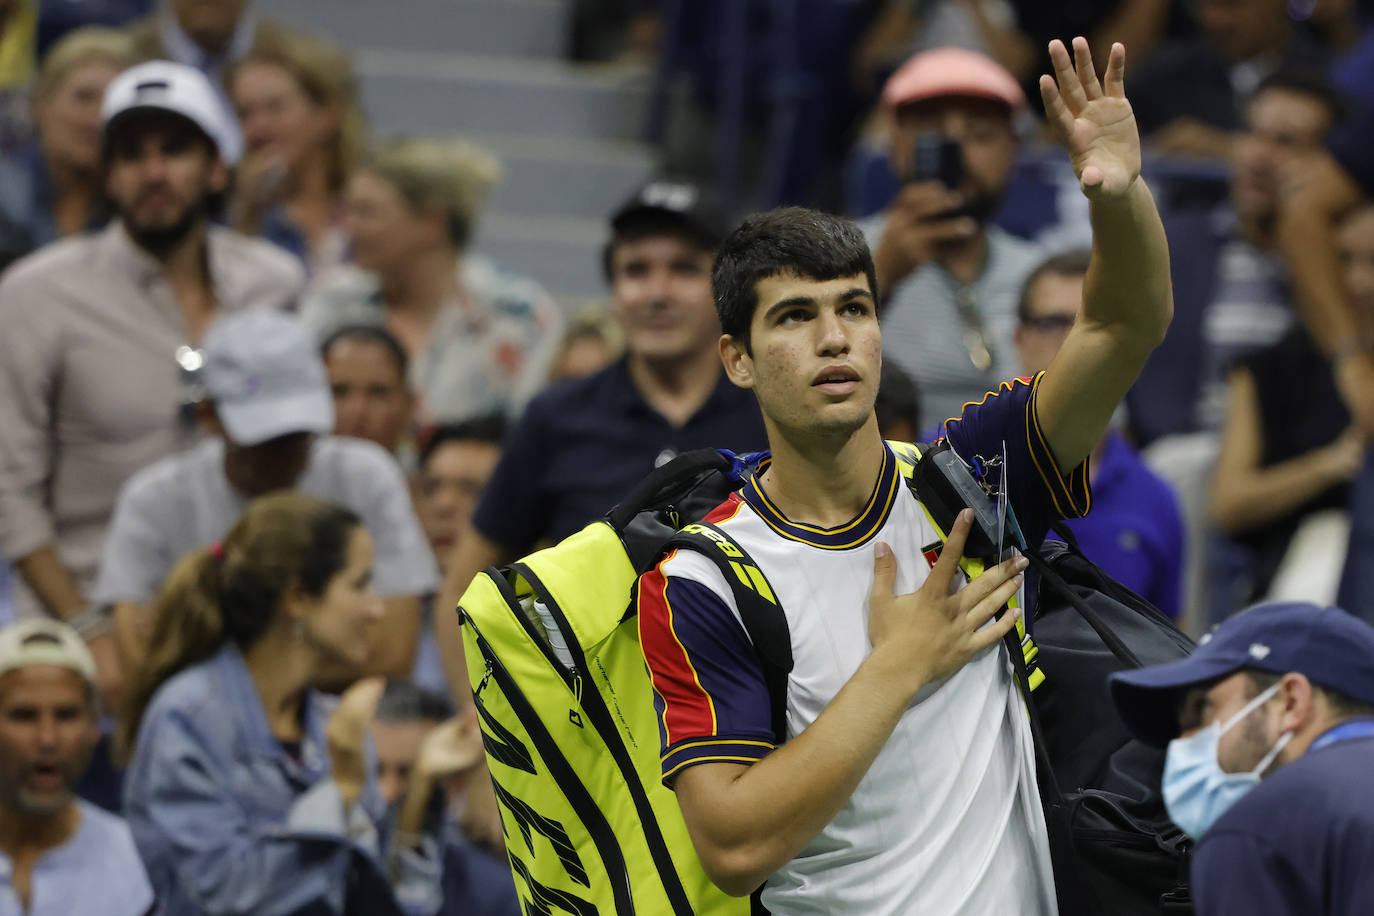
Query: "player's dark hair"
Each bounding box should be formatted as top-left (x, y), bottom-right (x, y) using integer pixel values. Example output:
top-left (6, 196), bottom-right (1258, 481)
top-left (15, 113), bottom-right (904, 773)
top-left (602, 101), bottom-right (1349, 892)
top-left (712, 207), bottom-right (877, 353)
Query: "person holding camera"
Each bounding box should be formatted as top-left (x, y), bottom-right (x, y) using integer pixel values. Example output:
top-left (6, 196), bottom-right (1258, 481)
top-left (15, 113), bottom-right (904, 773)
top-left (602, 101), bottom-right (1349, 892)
top-left (867, 47), bottom-right (1039, 425)
top-left (638, 38), bottom-right (1171, 914)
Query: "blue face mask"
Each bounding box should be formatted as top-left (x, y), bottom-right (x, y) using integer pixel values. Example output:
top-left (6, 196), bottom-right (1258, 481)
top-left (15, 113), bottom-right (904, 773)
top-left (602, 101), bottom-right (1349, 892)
top-left (1162, 682), bottom-right (1292, 840)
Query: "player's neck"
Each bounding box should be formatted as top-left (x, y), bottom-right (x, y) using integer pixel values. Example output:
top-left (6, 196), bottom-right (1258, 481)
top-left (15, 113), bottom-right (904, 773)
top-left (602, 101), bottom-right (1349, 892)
top-left (759, 418), bottom-right (886, 528)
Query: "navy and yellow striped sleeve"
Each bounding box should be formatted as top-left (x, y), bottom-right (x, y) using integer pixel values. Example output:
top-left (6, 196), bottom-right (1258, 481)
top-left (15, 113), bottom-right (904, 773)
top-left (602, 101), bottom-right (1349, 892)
top-left (942, 372), bottom-right (1091, 545)
top-left (637, 553), bottom-right (777, 787)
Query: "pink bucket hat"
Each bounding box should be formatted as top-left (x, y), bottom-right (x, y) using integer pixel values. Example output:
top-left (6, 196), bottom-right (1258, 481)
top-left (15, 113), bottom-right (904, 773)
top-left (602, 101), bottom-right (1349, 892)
top-left (882, 47), bottom-right (1025, 114)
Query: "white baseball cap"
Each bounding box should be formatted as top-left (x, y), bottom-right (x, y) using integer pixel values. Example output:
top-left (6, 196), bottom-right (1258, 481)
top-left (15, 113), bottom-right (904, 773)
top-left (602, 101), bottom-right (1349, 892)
top-left (201, 310), bottom-right (335, 446)
top-left (0, 620), bottom-right (98, 686)
top-left (101, 60), bottom-right (242, 164)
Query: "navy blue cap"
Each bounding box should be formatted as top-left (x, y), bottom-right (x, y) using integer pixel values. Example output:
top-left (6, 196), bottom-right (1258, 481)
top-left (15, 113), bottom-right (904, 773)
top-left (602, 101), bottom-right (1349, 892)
top-left (1109, 601), bottom-right (1374, 747)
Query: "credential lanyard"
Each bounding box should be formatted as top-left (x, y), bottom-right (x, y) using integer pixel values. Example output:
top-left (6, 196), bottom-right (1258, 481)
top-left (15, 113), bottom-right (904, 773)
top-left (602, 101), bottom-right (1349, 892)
top-left (1308, 718), bottom-right (1374, 753)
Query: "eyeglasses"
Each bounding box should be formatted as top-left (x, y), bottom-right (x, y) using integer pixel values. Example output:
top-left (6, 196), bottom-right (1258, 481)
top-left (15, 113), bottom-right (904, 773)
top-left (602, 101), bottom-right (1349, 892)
top-left (1020, 314), bottom-right (1076, 334)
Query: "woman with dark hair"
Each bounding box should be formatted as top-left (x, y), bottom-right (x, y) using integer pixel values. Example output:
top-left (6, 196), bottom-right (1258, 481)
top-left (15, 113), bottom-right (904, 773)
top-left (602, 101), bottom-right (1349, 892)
top-left (118, 492), bottom-right (442, 916)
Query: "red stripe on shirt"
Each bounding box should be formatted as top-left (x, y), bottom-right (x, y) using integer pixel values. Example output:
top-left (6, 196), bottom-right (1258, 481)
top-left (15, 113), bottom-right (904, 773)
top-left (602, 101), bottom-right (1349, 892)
top-left (703, 491), bottom-right (745, 524)
top-left (638, 550), bottom-right (718, 747)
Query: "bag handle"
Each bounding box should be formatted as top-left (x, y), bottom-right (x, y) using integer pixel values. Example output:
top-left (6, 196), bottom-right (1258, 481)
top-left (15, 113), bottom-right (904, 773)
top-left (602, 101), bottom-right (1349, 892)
top-left (607, 449), bottom-right (734, 531)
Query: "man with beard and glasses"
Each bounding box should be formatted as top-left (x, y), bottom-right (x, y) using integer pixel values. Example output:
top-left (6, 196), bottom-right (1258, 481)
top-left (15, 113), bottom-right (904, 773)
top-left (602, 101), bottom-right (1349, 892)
top-left (0, 619), bottom-right (153, 916)
top-left (0, 60), bottom-right (301, 723)
top-left (865, 47), bottom-right (1040, 425)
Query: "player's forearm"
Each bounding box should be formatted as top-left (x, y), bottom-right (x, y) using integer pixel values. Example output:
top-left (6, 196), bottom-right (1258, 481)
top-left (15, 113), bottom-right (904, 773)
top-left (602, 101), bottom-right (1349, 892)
top-left (680, 645), bottom-right (923, 895)
top-left (1082, 179), bottom-right (1172, 348)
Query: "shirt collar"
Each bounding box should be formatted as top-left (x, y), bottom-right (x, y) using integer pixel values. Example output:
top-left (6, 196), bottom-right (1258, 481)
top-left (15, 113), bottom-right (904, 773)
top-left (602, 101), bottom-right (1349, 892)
top-left (159, 5), bottom-right (258, 72)
top-left (742, 443), bottom-right (900, 550)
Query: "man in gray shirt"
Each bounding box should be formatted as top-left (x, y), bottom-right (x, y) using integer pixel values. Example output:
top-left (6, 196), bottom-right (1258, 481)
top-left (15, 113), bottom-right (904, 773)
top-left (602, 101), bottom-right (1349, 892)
top-left (0, 62), bottom-right (302, 711)
top-left (865, 47), bottom-right (1041, 424)
top-left (94, 309), bottom-right (438, 683)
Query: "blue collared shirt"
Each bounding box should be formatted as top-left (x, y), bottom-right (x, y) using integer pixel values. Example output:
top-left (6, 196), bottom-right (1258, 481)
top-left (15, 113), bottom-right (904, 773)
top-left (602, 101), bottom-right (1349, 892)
top-left (123, 644), bottom-right (440, 915)
top-left (0, 800), bottom-right (153, 916)
top-left (1192, 722), bottom-right (1374, 916)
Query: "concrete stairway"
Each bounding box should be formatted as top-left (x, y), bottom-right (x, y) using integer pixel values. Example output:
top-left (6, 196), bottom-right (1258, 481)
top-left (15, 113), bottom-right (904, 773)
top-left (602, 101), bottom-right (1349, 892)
top-left (268, 0), bottom-right (658, 307)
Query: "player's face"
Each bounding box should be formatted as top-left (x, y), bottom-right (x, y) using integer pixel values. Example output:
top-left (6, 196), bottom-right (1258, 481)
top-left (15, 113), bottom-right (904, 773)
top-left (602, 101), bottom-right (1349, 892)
top-left (0, 665), bottom-right (98, 816)
top-left (610, 234), bottom-right (719, 365)
top-left (722, 272), bottom-right (881, 439)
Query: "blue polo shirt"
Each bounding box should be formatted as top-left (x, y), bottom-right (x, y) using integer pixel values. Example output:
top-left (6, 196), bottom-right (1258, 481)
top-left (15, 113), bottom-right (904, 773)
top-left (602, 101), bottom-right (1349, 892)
top-left (1059, 431), bottom-right (1184, 618)
top-left (1191, 725), bottom-right (1374, 916)
top-left (473, 359), bottom-right (767, 552)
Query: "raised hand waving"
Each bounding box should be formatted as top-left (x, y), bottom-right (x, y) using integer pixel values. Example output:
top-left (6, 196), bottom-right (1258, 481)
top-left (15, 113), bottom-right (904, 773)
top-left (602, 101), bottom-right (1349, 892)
top-left (1040, 37), bottom-right (1140, 201)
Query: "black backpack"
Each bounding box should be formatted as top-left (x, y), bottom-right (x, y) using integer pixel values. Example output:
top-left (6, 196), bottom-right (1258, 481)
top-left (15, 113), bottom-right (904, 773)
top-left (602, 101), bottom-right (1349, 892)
top-left (1016, 525), bottom-right (1196, 916)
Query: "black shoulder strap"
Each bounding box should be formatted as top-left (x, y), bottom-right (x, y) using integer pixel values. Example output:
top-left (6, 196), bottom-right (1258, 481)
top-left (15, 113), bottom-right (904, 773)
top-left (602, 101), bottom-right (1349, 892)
top-left (660, 523), bottom-right (792, 745)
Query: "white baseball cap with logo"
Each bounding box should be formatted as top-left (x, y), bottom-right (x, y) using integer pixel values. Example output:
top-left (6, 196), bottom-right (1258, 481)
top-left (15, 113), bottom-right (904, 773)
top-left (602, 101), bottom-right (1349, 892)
top-left (201, 310), bottom-right (336, 447)
top-left (101, 59), bottom-right (242, 165)
top-left (0, 620), bottom-right (98, 686)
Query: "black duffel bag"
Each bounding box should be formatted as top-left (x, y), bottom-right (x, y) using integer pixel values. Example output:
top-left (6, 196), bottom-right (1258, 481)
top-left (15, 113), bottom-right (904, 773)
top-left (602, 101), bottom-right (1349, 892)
top-left (1014, 525), bottom-right (1196, 916)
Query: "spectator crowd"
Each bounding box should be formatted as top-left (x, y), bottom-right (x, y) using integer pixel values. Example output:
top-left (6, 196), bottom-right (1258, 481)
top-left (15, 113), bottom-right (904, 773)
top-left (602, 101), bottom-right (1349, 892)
top-left (1, 0), bottom-right (1374, 913)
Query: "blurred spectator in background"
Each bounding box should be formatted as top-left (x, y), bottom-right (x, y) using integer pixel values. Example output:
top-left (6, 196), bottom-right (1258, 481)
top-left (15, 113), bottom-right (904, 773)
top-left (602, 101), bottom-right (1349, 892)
top-left (118, 493), bottom-right (442, 916)
top-left (35, 0), bottom-right (150, 57)
top-left (302, 138), bottom-right (563, 424)
top-left (411, 418), bottom-right (505, 696)
top-left (0, 620), bottom-right (152, 916)
top-left (124, 0), bottom-right (311, 163)
top-left (373, 680), bottom-right (519, 916)
top-left (1014, 249), bottom-right (1185, 617)
top-left (434, 178), bottom-right (766, 700)
top-left (0, 26), bottom-right (130, 263)
top-left (0, 61), bottom-right (300, 714)
top-left (873, 357), bottom-right (921, 443)
top-left (371, 679), bottom-right (454, 809)
top-left (94, 310), bottom-right (437, 686)
top-left (1209, 203), bottom-right (1373, 610)
top-left (228, 31), bottom-right (364, 273)
top-left (1130, 0), bottom-right (1331, 159)
top-left (853, 0), bottom-right (1181, 101)
top-left (416, 419), bottom-right (506, 583)
top-left (866, 47), bottom-right (1039, 424)
top-left (323, 324), bottom-right (416, 467)
top-left (1134, 71), bottom-right (1344, 446)
top-left (0, 0), bottom-right (36, 159)
top-left (549, 305), bottom-right (623, 383)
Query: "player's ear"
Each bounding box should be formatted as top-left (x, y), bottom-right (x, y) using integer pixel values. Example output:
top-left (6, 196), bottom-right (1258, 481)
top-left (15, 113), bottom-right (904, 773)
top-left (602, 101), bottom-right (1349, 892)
top-left (719, 334), bottom-right (754, 389)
